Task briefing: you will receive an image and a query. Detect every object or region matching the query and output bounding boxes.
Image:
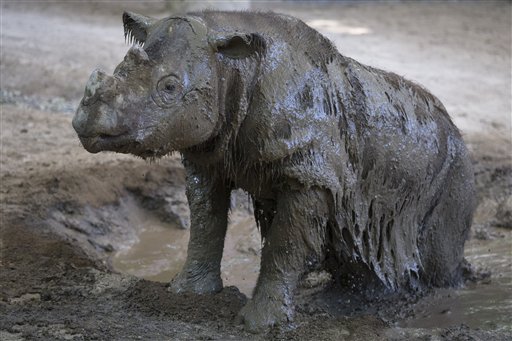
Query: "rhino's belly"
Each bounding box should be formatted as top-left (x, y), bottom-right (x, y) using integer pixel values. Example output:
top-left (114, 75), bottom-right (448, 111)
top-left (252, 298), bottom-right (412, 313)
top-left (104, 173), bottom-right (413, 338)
top-left (232, 168), bottom-right (277, 200)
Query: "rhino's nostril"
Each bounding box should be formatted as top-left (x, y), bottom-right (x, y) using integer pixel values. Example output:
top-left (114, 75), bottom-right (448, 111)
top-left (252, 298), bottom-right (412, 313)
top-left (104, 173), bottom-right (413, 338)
top-left (72, 106), bottom-right (89, 134)
top-left (99, 133), bottom-right (121, 139)
top-left (98, 130), bottom-right (128, 140)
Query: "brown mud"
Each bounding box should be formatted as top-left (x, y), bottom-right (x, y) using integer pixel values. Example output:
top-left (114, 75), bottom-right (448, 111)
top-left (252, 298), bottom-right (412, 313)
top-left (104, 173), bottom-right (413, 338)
top-left (1, 1), bottom-right (511, 340)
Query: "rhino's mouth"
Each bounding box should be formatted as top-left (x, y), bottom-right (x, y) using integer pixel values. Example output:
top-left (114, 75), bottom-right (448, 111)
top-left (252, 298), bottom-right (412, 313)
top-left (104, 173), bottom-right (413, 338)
top-left (78, 132), bottom-right (168, 159)
top-left (78, 132), bottom-right (134, 154)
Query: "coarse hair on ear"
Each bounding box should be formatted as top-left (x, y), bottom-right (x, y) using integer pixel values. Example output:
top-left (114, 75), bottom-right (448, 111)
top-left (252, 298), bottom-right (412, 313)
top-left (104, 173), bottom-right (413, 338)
top-left (209, 32), bottom-right (266, 59)
top-left (122, 11), bottom-right (157, 45)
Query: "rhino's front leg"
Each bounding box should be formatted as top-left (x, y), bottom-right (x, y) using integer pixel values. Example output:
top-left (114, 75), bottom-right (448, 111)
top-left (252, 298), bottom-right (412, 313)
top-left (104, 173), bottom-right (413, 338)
top-left (239, 187), bottom-right (329, 332)
top-left (169, 164), bottom-right (230, 294)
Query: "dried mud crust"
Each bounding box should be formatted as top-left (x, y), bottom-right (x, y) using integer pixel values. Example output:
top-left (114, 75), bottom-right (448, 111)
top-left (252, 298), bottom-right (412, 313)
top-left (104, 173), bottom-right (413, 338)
top-left (1, 1), bottom-right (511, 340)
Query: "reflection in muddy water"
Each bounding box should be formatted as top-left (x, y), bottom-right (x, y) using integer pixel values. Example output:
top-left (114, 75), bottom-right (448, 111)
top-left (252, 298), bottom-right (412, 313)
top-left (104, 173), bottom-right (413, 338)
top-left (399, 228), bottom-right (512, 332)
top-left (112, 211), bottom-right (261, 297)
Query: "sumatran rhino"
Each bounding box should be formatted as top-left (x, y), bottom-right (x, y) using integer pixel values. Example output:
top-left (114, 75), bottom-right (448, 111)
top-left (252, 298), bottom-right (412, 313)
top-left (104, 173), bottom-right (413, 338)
top-left (72, 11), bottom-right (476, 332)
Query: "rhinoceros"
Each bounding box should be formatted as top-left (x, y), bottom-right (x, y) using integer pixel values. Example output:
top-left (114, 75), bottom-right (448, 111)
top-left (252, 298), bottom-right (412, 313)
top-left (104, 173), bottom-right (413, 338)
top-left (72, 11), bottom-right (475, 332)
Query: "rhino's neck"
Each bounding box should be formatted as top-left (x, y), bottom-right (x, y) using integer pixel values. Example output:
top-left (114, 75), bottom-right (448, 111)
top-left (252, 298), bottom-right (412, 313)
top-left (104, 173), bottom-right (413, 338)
top-left (181, 53), bottom-right (263, 170)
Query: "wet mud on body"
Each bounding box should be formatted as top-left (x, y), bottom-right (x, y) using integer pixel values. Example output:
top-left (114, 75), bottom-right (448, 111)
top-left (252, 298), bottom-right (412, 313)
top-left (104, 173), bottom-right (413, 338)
top-left (1, 1), bottom-right (511, 340)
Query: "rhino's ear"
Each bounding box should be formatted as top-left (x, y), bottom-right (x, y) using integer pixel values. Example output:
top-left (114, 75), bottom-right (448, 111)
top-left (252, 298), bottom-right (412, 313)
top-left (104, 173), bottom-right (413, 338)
top-left (209, 33), bottom-right (266, 59)
top-left (123, 11), bottom-right (157, 45)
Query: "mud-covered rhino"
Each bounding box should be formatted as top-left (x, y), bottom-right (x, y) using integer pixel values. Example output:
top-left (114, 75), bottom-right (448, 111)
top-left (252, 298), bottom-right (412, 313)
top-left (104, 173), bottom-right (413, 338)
top-left (73, 11), bottom-right (475, 332)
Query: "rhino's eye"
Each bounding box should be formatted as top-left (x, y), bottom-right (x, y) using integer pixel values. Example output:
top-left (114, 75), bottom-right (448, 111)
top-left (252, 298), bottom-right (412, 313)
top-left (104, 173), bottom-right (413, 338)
top-left (164, 84), bottom-right (176, 93)
top-left (157, 75), bottom-right (183, 103)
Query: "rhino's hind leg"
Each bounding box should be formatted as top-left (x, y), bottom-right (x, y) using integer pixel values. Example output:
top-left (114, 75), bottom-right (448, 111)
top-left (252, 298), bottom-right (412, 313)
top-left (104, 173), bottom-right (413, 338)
top-left (418, 151), bottom-right (475, 287)
top-left (239, 187), bottom-right (330, 332)
top-left (169, 165), bottom-right (231, 294)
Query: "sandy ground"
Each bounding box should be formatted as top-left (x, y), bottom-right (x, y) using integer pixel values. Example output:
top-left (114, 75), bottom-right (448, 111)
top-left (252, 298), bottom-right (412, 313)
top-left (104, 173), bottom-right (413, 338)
top-left (1, 1), bottom-right (511, 340)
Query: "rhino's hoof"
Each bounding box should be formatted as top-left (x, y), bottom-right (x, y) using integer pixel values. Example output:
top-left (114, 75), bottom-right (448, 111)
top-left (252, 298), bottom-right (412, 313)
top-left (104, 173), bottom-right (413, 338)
top-left (237, 296), bottom-right (292, 333)
top-left (168, 271), bottom-right (222, 295)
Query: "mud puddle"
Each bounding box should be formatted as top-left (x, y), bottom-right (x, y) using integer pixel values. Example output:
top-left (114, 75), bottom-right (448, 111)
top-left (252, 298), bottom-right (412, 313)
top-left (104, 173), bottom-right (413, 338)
top-left (114, 213), bottom-right (511, 331)
top-left (398, 228), bottom-right (512, 332)
top-left (111, 209), bottom-right (261, 297)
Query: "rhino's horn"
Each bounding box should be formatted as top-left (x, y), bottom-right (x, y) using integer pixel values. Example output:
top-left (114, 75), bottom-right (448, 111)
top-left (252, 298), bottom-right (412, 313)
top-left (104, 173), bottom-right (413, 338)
top-left (123, 11), bottom-right (157, 45)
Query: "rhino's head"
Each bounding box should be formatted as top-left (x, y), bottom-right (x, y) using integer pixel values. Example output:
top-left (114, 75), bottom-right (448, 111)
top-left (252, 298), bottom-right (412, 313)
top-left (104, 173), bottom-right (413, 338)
top-left (73, 12), bottom-right (263, 159)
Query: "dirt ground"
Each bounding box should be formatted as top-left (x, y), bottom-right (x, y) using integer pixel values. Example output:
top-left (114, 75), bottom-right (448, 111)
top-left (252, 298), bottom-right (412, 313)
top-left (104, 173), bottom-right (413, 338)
top-left (1, 1), bottom-right (511, 340)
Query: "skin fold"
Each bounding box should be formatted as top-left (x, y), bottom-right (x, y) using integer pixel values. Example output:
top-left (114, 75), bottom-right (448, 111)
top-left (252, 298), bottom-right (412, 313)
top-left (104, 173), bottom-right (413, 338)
top-left (72, 11), bottom-right (476, 332)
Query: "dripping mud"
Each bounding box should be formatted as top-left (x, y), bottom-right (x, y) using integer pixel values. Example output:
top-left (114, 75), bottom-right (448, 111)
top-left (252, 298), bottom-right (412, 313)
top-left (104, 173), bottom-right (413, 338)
top-left (1, 2), bottom-right (511, 340)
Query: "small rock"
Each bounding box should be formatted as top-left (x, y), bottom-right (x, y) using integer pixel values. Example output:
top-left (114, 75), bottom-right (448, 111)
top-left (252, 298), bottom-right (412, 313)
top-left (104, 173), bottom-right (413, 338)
top-left (472, 224), bottom-right (491, 240)
top-left (9, 293), bottom-right (41, 304)
top-left (0, 330), bottom-right (24, 341)
top-left (494, 196), bottom-right (512, 229)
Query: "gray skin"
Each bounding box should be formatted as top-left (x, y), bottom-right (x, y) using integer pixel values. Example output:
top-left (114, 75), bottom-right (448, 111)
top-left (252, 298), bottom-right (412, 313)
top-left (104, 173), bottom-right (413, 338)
top-left (72, 11), bottom-right (476, 332)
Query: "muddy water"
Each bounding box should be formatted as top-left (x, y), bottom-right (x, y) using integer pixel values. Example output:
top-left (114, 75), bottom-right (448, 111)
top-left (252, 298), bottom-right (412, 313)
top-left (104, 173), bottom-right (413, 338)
top-left (112, 211), bottom-right (511, 330)
top-left (111, 210), bottom-right (261, 297)
top-left (399, 228), bottom-right (512, 332)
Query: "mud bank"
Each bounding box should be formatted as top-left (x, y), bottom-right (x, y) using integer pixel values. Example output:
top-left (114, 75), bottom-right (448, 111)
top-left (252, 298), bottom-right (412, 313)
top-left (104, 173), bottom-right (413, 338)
top-left (1, 1), bottom-right (511, 340)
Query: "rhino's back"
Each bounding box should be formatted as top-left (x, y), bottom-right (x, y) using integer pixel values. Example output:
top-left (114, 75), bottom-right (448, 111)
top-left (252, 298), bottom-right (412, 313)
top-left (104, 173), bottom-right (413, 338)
top-left (197, 11), bottom-right (465, 197)
top-left (194, 10), bottom-right (339, 65)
